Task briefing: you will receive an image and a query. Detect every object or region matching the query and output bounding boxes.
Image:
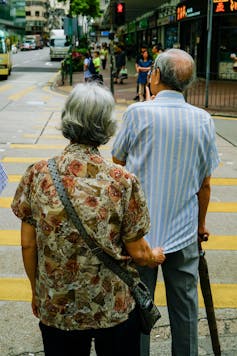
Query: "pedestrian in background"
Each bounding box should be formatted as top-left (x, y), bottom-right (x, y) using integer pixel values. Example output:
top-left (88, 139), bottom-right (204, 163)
top-left (83, 50), bottom-right (93, 82)
top-left (0, 162), bottom-right (7, 194)
top-left (133, 44), bottom-right (149, 101)
top-left (136, 49), bottom-right (152, 102)
top-left (93, 51), bottom-right (101, 74)
top-left (100, 43), bottom-right (108, 70)
top-left (11, 83), bottom-right (165, 356)
top-left (113, 44), bottom-right (126, 84)
top-left (152, 43), bottom-right (163, 61)
top-left (112, 49), bottom-right (220, 356)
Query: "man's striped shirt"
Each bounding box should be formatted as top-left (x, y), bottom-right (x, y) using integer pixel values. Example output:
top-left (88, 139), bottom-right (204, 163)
top-left (112, 91), bottom-right (220, 253)
top-left (0, 163), bottom-right (7, 195)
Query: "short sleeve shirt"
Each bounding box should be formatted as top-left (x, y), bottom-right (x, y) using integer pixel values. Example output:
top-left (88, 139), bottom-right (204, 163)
top-left (112, 91), bottom-right (220, 253)
top-left (11, 144), bottom-right (150, 330)
top-left (84, 58), bottom-right (92, 79)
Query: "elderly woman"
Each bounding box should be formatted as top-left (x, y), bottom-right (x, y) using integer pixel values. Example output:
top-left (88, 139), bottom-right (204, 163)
top-left (11, 83), bottom-right (165, 356)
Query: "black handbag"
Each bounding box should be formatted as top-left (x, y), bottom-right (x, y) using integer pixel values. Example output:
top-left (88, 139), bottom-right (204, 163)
top-left (48, 158), bottom-right (161, 334)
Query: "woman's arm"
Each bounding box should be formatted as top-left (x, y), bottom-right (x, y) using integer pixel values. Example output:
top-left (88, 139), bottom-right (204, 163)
top-left (21, 221), bottom-right (38, 317)
top-left (124, 238), bottom-right (165, 268)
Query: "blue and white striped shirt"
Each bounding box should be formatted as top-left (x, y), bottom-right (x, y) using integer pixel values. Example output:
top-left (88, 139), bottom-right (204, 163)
top-left (0, 162), bottom-right (7, 195)
top-left (112, 91), bottom-right (220, 253)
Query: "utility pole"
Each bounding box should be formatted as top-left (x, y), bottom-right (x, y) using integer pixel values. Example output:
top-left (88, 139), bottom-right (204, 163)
top-left (205, 0), bottom-right (213, 108)
top-left (109, 2), bottom-right (115, 95)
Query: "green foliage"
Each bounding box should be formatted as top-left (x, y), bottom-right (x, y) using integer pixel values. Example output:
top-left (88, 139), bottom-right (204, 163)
top-left (57, 0), bottom-right (101, 18)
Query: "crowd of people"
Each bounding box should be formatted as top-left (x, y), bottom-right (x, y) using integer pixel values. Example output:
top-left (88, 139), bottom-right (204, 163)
top-left (0, 47), bottom-right (220, 356)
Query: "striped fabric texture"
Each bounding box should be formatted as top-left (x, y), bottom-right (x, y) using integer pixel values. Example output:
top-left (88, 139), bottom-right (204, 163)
top-left (112, 91), bottom-right (220, 253)
top-left (0, 163), bottom-right (7, 195)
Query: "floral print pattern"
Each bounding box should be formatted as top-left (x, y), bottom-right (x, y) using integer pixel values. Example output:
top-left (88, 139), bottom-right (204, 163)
top-left (11, 143), bottom-right (150, 330)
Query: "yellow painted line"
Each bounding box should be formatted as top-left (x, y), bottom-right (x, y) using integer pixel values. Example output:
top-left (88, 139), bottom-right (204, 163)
top-left (10, 144), bottom-right (65, 149)
top-left (211, 178), bottom-right (237, 186)
top-left (0, 278), bottom-right (236, 308)
top-left (8, 85), bottom-right (36, 101)
top-left (0, 230), bottom-right (20, 245)
top-left (0, 84), bottom-right (13, 92)
top-left (1, 230), bottom-right (236, 250)
top-left (208, 202), bottom-right (237, 212)
top-left (8, 175), bottom-right (22, 182)
top-left (205, 235), bottom-right (237, 250)
top-left (212, 116), bottom-right (237, 121)
top-left (0, 197), bottom-right (12, 208)
top-left (1, 157), bottom-right (48, 163)
top-left (23, 134), bottom-right (64, 139)
top-left (155, 282), bottom-right (237, 309)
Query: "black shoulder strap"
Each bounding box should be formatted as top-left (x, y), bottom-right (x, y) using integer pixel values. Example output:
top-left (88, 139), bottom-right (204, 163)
top-left (47, 158), bottom-right (136, 289)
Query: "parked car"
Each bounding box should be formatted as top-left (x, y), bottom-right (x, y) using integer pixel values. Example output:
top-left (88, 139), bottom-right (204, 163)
top-left (20, 40), bottom-right (36, 51)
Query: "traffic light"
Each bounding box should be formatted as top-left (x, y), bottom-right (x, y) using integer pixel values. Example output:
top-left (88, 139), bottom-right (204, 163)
top-left (114, 2), bottom-right (125, 26)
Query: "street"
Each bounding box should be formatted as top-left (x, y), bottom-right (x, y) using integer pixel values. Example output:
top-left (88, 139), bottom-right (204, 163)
top-left (0, 49), bottom-right (237, 355)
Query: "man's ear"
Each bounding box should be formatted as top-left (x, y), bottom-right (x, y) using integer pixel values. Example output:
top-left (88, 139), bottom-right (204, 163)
top-left (150, 68), bottom-right (160, 95)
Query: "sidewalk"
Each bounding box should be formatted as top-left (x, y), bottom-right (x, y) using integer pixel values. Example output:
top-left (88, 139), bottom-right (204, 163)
top-left (52, 59), bottom-right (237, 117)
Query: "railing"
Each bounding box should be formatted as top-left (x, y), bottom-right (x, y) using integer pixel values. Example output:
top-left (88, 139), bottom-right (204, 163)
top-left (185, 73), bottom-right (237, 112)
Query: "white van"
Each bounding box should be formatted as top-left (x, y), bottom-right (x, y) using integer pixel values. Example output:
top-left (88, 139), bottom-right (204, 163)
top-left (49, 29), bottom-right (69, 61)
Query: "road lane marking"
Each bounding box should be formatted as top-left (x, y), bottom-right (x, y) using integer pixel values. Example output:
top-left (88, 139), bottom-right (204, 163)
top-left (1, 157), bottom-right (48, 163)
top-left (0, 84), bottom-right (13, 92)
top-left (0, 230), bottom-right (20, 245)
top-left (0, 198), bottom-right (12, 208)
top-left (211, 178), bottom-right (237, 185)
top-left (1, 230), bottom-right (236, 250)
top-left (10, 144), bottom-right (111, 150)
top-left (208, 202), bottom-right (237, 212)
top-left (23, 134), bottom-right (64, 139)
top-left (8, 86), bottom-right (36, 101)
top-left (7, 175), bottom-right (237, 185)
top-left (0, 278), bottom-right (236, 308)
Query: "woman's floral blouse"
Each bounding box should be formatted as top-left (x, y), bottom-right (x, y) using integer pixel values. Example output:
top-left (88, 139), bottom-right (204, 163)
top-left (11, 144), bottom-right (150, 331)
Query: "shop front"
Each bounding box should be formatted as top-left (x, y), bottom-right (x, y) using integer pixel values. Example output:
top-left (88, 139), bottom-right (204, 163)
top-left (176, 0), bottom-right (237, 79)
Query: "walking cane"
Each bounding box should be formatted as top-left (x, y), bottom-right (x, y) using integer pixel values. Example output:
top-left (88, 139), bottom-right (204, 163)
top-left (198, 234), bottom-right (221, 355)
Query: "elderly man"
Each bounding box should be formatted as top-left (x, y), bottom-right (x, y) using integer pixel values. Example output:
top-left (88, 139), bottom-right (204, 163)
top-left (112, 49), bottom-right (220, 356)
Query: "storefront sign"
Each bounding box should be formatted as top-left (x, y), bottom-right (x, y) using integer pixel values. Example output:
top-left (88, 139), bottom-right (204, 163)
top-left (176, 1), bottom-right (207, 21)
top-left (213, 0), bottom-right (237, 13)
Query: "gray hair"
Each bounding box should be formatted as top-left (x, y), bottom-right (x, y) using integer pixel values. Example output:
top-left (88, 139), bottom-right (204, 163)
top-left (61, 83), bottom-right (116, 146)
top-left (153, 48), bottom-right (196, 92)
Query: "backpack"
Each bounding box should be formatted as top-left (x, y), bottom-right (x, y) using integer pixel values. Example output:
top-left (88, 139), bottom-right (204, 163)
top-left (88, 57), bottom-right (96, 75)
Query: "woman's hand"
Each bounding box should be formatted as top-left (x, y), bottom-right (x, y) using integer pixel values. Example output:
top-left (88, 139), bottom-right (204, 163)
top-left (32, 293), bottom-right (39, 318)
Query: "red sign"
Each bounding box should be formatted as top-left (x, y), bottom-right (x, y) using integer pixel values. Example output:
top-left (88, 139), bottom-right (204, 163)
top-left (117, 3), bottom-right (124, 13)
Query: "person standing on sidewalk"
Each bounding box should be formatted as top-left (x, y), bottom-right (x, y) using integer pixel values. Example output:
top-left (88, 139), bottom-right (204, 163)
top-left (0, 162), bottom-right (7, 194)
top-left (112, 49), bottom-right (220, 356)
top-left (136, 49), bottom-right (152, 102)
top-left (11, 83), bottom-right (165, 356)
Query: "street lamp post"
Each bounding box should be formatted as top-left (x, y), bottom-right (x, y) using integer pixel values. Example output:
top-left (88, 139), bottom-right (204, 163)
top-left (205, 0), bottom-right (213, 108)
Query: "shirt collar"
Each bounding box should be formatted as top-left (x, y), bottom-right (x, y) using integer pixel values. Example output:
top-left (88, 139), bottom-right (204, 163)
top-left (63, 143), bottom-right (100, 156)
top-left (154, 90), bottom-right (185, 103)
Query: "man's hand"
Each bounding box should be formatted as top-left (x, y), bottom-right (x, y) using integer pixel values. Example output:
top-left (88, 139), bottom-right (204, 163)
top-left (145, 86), bottom-right (155, 101)
top-left (147, 247), bottom-right (166, 268)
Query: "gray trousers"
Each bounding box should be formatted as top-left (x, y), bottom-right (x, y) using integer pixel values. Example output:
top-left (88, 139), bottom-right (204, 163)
top-left (138, 240), bottom-right (199, 356)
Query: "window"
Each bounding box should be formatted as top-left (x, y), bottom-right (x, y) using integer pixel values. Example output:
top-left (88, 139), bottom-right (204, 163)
top-left (26, 11), bottom-right (31, 16)
top-left (35, 11), bottom-right (40, 17)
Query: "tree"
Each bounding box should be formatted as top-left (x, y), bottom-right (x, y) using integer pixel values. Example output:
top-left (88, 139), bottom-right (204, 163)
top-left (57, 0), bottom-right (101, 18)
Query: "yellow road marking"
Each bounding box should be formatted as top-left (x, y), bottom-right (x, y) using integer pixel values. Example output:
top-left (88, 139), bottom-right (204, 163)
top-left (7, 175), bottom-right (237, 186)
top-left (1, 196), bottom-right (237, 211)
top-left (0, 278), bottom-right (236, 308)
top-left (1, 157), bottom-right (48, 163)
top-left (211, 178), bottom-right (237, 186)
top-left (0, 84), bottom-right (13, 92)
top-left (8, 175), bottom-right (22, 182)
top-left (10, 144), bottom-right (65, 149)
top-left (23, 134), bottom-right (64, 139)
top-left (0, 230), bottom-right (20, 245)
top-left (204, 235), bottom-right (237, 250)
top-left (9, 144), bottom-right (111, 150)
top-left (0, 198), bottom-right (12, 208)
top-left (1, 230), bottom-right (236, 249)
top-left (8, 86), bottom-right (36, 101)
top-left (208, 202), bottom-right (237, 212)
top-left (154, 282), bottom-right (237, 309)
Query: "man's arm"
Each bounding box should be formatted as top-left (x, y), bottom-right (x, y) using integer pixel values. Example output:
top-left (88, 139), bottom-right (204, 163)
top-left (112, 156), bottom-right (126, 166)
top-left (197, 176), bottom-right (211, 236)
top-left (21, 221), bottom-right (38, 316)
top-left (124, 238), bottom-right (165, 268)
